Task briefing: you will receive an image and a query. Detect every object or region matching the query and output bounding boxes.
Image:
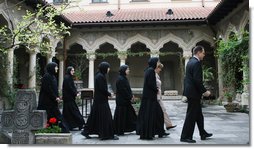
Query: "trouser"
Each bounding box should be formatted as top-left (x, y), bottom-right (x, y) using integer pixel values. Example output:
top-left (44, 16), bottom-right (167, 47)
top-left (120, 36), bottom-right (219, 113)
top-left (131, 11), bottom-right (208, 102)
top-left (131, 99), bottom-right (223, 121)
top-left (180, 98), bottom-right (206, 139)
top-left (158, 99), bottom-right (173, 127)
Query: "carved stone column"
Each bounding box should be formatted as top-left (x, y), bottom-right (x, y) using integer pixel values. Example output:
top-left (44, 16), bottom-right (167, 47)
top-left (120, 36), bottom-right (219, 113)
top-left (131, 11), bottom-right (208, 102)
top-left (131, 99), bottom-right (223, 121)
top-left (241, 64), bottom-right (249, 107)
top-left (87, 53), bottom-right (96, 89)
top-left (183, 51), bottom-right (192, 71)
top-left (57, 55), bottom-right (64, 90)
top-left (118, 52), bottom-right (127, 66)
top-left (28, 50), bottom-right (37, 89)
top-left (7, 48), bottom-right (14, 90)
top-left (182, 51), bottom-right (192, 102)
top-left (46, 53), bottom-right (54, 64)
top-left (217, 58), bottom-right (223, 97)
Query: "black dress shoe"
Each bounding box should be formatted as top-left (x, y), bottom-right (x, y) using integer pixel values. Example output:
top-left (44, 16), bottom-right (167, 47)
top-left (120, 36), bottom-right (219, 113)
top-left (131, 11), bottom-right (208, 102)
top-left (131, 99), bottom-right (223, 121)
top-left (201, 133), bottom-right (213, 140)
top-left (112, 135), bottom-right (119, 140)
top-left (81, 131), bottom-right (91, 139)
top-left (159, 132), bottom-right (170, 138)
top-left (166, 125), bottom-right (177, 130)
top-left (180, 138), bottom-right (196, 143)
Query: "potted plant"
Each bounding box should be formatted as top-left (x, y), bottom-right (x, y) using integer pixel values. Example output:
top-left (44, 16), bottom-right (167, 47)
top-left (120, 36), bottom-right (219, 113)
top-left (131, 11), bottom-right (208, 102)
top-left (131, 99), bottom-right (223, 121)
top-left (34, 117), bottom-right (72, 144)
top-left (223, 88), bottom-right (237, 112)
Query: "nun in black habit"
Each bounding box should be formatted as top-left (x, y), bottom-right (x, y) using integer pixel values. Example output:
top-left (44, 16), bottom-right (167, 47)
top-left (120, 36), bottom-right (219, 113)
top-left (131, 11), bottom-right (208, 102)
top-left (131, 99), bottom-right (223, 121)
top-left (37, 62), bottom-right (69, 133)
top-left (81, 62), bottom-right (119, 140)
top-left (113, 65), bottom-right (137, 135)
top-left (136, 57), bottom-right (169, 140)
top-left (62, 66), bottom-right (85, 130)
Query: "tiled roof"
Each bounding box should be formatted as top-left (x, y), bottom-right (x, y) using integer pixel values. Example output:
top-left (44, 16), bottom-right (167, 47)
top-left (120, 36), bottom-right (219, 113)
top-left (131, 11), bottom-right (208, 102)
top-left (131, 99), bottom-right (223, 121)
top-left (61, 7), bottom-right (215, 24)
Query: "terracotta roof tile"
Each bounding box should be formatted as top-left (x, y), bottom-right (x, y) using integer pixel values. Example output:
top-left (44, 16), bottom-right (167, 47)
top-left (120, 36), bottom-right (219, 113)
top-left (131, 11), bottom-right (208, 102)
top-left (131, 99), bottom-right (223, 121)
top-left (62, 7), bottom-right (215, 24)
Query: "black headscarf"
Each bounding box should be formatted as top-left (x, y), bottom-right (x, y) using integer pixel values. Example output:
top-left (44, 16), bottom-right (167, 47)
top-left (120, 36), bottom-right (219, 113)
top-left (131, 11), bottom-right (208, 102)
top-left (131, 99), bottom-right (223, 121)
top-left (98, 62), bottom-right (110, 75)
top-left (148, 57), bottom-right (159, 69)
top-left (46, 62), bottom-right (58, 75)
top-left (119, 65), bottom-right (129, 76)
top-left (66, 66), bottom-right (74, 75)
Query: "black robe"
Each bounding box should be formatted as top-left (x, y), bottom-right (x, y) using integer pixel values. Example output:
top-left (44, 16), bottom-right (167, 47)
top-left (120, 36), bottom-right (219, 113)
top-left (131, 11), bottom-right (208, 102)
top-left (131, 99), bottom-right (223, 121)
top-left (37, 62), bottom-right (69, 133)
top-left (136, 58), bottom-right (165, 139)
top-left (62, 74), bottom-right (85, 130)
top-left (37, 62), bottom-right (60, 120)
top-left (84, 62), bottom-right (114, 139)
top-left (113, 70), bottom-right (137, 135)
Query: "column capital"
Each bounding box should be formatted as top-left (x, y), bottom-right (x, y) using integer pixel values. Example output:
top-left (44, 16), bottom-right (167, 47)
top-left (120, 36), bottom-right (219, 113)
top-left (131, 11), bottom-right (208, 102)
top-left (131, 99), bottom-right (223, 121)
top-left (86, 53), bottom-right (96, 61)
top-left (27, 45), bottom-right (39, 54)
top-left (56, 54), bottom-right (64, 61)
top-left (27, 50), bottom-right (38, 55)
top-left (150, 50), bottom-right (159, 58)
top-left (46, 52), bottom-right (53, 58)
top-left (183, 51), bottom-right (192, 59)
top-left (118, 51), bottom-right (127, 60)
top-left (8, 46), bottom-right (16, 52)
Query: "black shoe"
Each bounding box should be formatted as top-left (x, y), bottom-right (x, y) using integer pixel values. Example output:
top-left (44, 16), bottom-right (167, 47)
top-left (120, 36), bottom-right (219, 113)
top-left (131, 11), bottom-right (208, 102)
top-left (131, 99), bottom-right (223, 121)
top-left (159, 132), bottom-right (170, 138)
top-left (81, 131), bottom-right (91, 139)
top-left (201, 133), bottom-right (213, 140)
top-left (112, 135), bottom-right (119, 140)
top-left (166, 125), bottom-right (177, 130)
top-left (180, 138), bottom-right (196, 143)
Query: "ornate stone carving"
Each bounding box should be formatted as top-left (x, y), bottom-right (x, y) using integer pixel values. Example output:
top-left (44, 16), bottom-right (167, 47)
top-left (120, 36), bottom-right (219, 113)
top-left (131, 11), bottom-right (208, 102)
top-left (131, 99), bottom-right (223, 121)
top-left (1, 89), bottom-right (47, 144)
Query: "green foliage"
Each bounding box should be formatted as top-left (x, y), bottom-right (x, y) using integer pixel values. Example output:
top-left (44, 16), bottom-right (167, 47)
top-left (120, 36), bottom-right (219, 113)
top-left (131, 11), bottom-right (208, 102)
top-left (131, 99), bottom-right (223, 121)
top-left (202, 66), bottom-right (214, 82)
top-left (67, 55), bottom-right (88, 80)
top-left (36, 117), bottom-right (62, 133)
top-left (216, 31), bottom-right (249, 93)
top-left (0, 3), bottom-right (70, 55)
top-left (132, 97), bottom-right (141, 108)
top-left (36, 125), bottom-right (61, 133)
top-left (223, 88), bottom-right (233, 102)
top-left (0, 2), bottom-right (70, 109)
top-left (85, 51), bottom-right (181, 58)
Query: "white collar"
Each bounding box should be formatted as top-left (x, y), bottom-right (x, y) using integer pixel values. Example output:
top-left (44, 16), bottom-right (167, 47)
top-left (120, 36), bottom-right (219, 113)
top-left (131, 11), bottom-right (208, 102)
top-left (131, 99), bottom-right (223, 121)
top-left (193, 55), bottom-right (200, 61)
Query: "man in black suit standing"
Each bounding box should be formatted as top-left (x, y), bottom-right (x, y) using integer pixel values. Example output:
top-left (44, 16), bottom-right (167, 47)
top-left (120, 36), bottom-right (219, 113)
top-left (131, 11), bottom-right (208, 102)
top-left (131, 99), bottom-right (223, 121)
top-left (180, 45), bottom-right (212, 143)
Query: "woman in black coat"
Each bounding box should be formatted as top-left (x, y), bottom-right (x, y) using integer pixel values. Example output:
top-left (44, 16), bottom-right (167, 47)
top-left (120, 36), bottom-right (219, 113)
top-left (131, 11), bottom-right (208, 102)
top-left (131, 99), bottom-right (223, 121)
top-left (37, 62), bottom-right (69, 133)
top-left (81, 62), bottom-right (119, 140)
top-left (136, 57), bottom-right (168, 140)
top-left (113, 65), bottom-right (137, 135)
top-left (62, 66), bottom-right (85, 130)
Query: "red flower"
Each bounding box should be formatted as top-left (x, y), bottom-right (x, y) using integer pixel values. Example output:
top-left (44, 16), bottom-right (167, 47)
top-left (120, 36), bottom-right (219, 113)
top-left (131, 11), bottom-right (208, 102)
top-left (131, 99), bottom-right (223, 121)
top-left (46, 123), bottom-right (50, 128)
top-left (49, 117), bottom-right (57, 124)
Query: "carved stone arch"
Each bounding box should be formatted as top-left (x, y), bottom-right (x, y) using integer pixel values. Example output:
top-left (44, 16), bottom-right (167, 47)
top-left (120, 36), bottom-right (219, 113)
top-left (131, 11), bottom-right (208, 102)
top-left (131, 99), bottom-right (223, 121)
top-left (224, 22), bottom-right (237, 40)
top-left (51, 38), bottom-right (62, 50)
top-left (123, 34), bottom-right (153, 51)
top-left (66, 37), bottom-right (91, 51)
top-left (155, 33), bottom-right (187, 51)
top-left (238, 10), bottom-right (249, 32)
top-left (51, 39), bottom-right (62, 56)
top-left (0, 10), bottom-right (13, 29)
top-left (91, 35), bottom-right (121, 51)
top-left (187, 33), bottom-right (214, 51)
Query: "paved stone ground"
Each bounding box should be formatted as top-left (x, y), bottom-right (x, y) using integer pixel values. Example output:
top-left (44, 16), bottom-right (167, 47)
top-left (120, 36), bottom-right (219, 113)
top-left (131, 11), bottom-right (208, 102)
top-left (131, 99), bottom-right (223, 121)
top-left (70, 100), bottom-right (249, 145)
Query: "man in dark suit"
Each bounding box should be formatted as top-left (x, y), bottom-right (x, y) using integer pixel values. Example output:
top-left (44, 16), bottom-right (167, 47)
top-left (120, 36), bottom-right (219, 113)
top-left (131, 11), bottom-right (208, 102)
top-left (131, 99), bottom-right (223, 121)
top-left (180, 45), bottom-right (212, 143)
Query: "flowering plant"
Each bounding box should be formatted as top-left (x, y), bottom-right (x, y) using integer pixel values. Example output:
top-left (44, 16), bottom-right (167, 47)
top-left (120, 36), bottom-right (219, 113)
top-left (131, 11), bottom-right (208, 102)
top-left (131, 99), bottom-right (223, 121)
top-left (36, 117), bottom-right (62, 133)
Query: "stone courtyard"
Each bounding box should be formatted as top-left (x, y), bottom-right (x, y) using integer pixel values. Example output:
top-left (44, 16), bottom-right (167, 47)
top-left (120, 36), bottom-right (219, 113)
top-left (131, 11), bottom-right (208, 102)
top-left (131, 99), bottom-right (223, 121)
top-left (70, 99), bottom-right (249, 145)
